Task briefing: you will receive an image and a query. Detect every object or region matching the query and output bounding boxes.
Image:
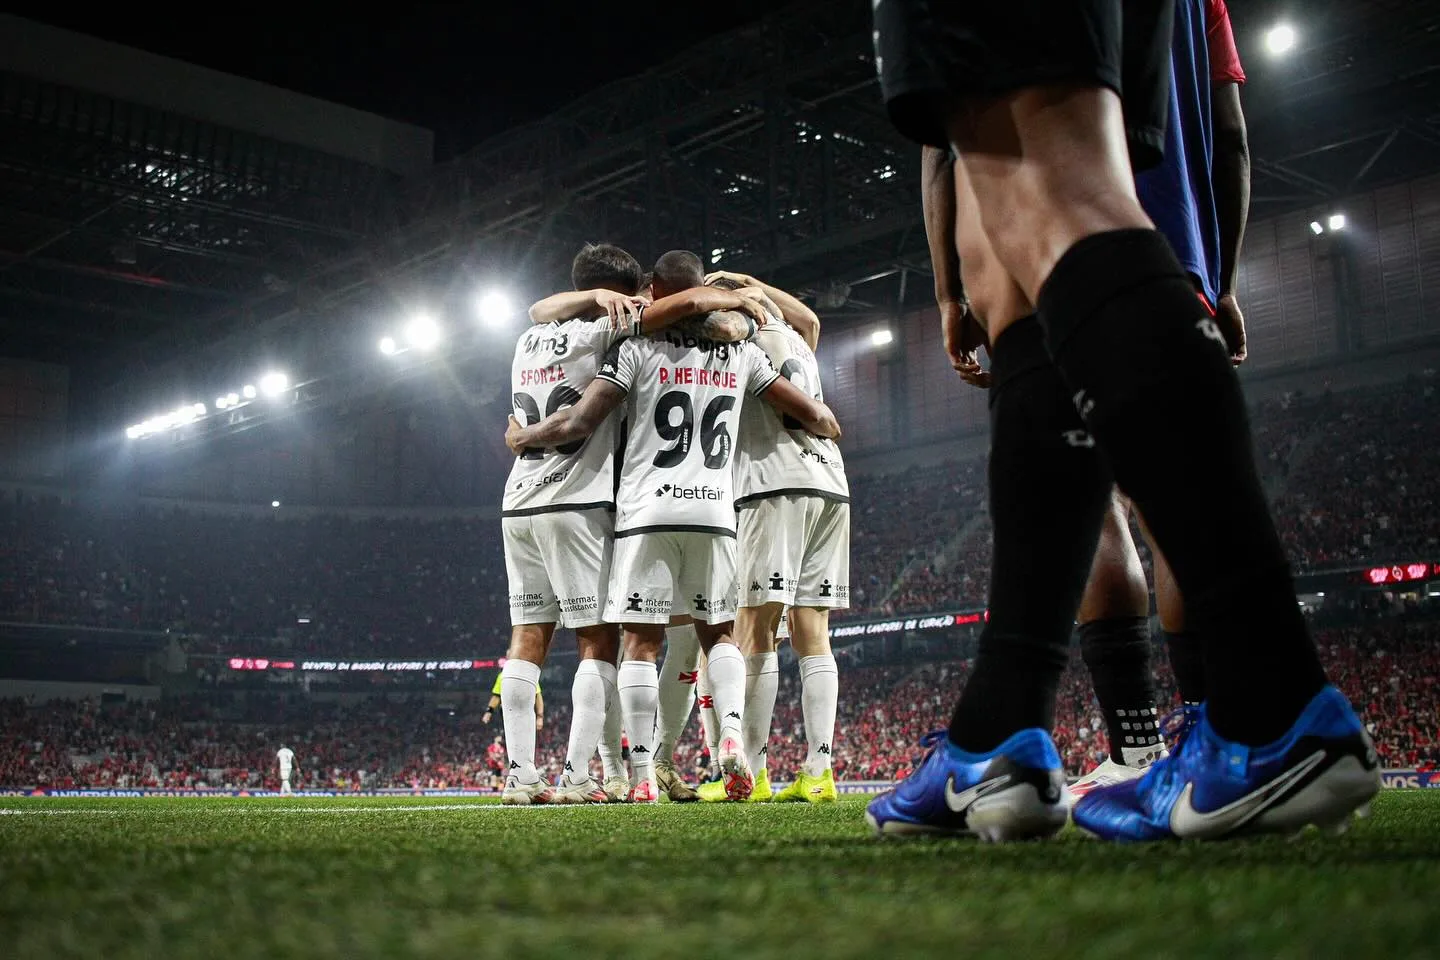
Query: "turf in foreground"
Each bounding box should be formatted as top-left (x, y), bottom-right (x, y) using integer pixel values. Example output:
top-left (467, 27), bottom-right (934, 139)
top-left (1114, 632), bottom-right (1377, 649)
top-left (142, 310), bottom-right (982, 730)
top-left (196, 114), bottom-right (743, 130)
top-left (2, 793), bottom-right (1439, 959)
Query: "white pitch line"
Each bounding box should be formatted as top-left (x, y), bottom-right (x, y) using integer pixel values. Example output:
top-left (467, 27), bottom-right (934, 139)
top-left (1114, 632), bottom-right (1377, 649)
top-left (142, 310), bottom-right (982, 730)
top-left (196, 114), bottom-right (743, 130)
top-left (0, 809), bottom-right (122, 816)
top-left (0, 803), bottom-right (615, 816)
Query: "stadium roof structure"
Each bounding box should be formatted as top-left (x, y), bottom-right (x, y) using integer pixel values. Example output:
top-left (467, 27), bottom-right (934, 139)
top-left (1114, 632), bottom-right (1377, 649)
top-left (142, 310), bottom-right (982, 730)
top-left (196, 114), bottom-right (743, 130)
top-left (3, 0), bottom-right (1439, 398)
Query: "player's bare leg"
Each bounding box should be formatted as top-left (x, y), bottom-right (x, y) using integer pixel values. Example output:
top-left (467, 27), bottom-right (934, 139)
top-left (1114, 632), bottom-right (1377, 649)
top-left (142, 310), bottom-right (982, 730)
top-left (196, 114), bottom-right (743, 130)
top-left (695, 621), bottom-right (752, 800)
top-left (1071, 491), bottom-right (1163, 798)
top-left (501, 624), bottom-right (555, 805)
top-left (555, 623), bottom-right (620, 804)
top-left (618, 625), bottom-right (665, 802)
top-left (654, 615), bottom-right (701, 801)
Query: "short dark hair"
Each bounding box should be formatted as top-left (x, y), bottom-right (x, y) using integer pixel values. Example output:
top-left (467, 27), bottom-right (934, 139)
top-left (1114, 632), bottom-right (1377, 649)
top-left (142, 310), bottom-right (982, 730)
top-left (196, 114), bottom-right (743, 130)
top-left (571, 243), bottom-right (644, 295)
top-left (707, 276), bottom-right (743, 291)
top-left (652, 249), bottom-right (705, 291)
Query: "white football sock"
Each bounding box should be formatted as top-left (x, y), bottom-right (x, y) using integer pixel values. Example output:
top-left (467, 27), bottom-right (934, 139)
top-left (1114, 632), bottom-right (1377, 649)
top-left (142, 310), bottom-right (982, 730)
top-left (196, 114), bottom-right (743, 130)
top-left (565, 659), bottom-right (615, 784)
top-left (598, 675), bottom-right (624, 781)
top-left (500, 658), bottom-right (542, 782)
top-left (799, 654), bottom-right (839, 777)
top-left (705, 642), bottom-right (747, 743)
top-left (697, 661), bottom-right (720, 775)
top-left (618, 660), bottom-right (659, 783)
top-left (655, 623), bottom-right (701, 763)
top-left (743, 652), bottom-right (779, 775)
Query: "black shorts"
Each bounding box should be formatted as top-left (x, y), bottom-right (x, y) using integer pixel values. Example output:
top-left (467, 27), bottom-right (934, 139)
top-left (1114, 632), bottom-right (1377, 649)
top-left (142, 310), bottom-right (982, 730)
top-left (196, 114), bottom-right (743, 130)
top-left (621, 745), bottom-right (631, 763)
top-left (873, 0), bottom-right (1171, 171)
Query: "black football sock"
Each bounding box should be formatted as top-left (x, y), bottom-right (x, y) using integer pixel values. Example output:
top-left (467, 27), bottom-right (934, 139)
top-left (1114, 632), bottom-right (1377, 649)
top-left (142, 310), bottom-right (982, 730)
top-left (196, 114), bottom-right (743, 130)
top-left (948, 318), bottom-right (1113, 754)
top-left (1036, 229), bottom-right (1327, 745)
top-left (1164, 630), bottom-right (1206, 706)
top-left (1078, 617), bottom-right (1161, 764)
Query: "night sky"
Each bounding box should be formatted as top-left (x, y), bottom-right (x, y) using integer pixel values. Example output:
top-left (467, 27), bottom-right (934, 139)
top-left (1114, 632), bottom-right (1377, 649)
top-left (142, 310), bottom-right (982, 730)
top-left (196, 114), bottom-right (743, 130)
top-left (12, 2), bottom-right (791, 159)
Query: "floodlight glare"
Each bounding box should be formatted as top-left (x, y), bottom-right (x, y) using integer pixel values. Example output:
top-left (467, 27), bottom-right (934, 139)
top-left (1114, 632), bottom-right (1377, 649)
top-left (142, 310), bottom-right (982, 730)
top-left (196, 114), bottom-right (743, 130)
top-left (1265, 23), bottom-right (1296, 56)
top-left (404, 313), bottom-right (442, 350)
top-left (476, 291), bottom-right (513, 328)
top-left (1310, 221), bottom-right (1325, 236)
top-left (226, 392), bottom-right (239, 406)
top-left (871, 328), bottom-right (894, 347)
top-left (378, 336), bottom-right (398, 355)
top-left (1328, 213), bottom-right (1346, 231)
top-left (125, 425), bottom-right (143, 439)
top-left (216, 396), bottom-right (230, 410)
top-left (271, 500), bottom-right (281, 508)
top-left (243, 385), bottom-right (257, 399)
top-left (259, 372), bottom-right (289, 397)
top-left (192, 402), bottom-right (206, 416)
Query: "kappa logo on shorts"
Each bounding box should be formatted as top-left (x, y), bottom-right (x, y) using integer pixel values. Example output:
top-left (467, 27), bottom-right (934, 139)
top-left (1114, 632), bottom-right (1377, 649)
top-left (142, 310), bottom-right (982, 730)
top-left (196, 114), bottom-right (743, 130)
top-left (818, 743), bottom-right (831, 755)
top-left (750, 580), bottom-right (763, 592)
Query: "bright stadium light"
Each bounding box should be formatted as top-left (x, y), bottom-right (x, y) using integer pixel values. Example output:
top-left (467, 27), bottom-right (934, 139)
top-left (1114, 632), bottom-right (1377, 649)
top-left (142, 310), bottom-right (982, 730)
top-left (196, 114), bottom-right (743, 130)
top-left (243, 384), bottom-right (257, 399)
top-left (1310, 221), bottom-right (1325, 236)
top-left (378, 336), bottom-right (398, 356)
top-left (259, 372), bottom-right (289, 397)
top-left (216, 395), bottom-right (230, 410)
top-left (1265, 23), bottom-right (1297, 56)
top-left (476, 291), bottom-right (514, 328)
top-left (125, 424), bottom-right (143, 439)
top-left (405, 313), bottom-right (442, 351)
top-left (226, 392), bottom-right (240, 407)
top-left (271, 500), bottom-right (281, 508)
top-left (192, 402), bottom-right (206, 416)
top-left (871, 328), bottom-right (894, 347)
top-left (1328, 213), bottom-right (1347, 231)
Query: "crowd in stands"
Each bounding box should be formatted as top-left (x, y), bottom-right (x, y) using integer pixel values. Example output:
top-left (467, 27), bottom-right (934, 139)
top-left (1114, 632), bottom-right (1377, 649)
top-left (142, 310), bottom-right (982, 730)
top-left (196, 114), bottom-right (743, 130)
top-left (4, 617), bottom-right (1435, 789)
top-left (0, 380), bottom-right (1436, 663)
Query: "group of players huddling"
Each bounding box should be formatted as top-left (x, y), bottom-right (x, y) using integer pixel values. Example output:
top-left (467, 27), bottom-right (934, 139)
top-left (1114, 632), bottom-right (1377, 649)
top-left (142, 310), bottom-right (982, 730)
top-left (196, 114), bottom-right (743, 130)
top-left (497, 246), bottom-right (849, 806)
top-left (490, 0), bottom-right (1385, 844)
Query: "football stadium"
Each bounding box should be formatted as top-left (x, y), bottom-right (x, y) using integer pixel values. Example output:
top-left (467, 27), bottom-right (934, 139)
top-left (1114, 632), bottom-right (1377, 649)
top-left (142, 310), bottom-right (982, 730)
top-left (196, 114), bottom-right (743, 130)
top-left (2, 3), bottom-right (1440, 957)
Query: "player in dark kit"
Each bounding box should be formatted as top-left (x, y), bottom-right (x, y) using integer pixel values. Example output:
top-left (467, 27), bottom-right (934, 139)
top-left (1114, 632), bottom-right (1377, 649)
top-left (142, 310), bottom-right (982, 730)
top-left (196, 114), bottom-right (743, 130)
top-left (865, 1), bottom-right (1379, 842)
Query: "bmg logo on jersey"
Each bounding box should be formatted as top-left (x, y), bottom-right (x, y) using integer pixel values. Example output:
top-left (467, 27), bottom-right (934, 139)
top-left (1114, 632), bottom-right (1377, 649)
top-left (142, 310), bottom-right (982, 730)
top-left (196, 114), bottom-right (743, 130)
top-left (653, 483), bottom-right (725, 500)
top-left (514, 469), bottom-right (570, 491)
top-left (522, 330), bottom-right (570, 358)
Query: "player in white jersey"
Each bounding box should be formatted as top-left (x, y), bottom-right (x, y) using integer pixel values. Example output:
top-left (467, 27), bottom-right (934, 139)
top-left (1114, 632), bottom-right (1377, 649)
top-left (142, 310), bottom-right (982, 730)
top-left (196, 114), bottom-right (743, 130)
top-left (506, 250), bottom-right (841, 802)
top-left (500, 243), bottom-right (771, 805)
top-left (687, 273), bottom-right (848, 804)
top-left (275, 746), bottom-right (295, 796)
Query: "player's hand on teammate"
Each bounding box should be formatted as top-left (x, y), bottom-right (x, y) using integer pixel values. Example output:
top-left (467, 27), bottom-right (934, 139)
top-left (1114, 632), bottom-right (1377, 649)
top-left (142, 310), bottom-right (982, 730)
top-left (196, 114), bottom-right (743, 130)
top-left (812, 404), bottom-right (842, 441)
top-left (704, 270), bottom-right (756, 288)
top-left (1215, 293), bottom-right (1247, 365)
top-left (504, 416), bottom-right (527, 456)
top-left (595, 290), bottom-right (648, 331)
top-left (728, 290), bottom-right (772, 327)
top-left (941, 301), bottom-right (991, 388)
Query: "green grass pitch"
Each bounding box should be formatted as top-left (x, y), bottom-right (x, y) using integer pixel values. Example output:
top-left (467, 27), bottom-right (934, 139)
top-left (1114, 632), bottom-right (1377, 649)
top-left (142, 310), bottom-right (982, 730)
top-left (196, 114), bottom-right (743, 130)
top-left (3, 793), bottom-right (1439, 959)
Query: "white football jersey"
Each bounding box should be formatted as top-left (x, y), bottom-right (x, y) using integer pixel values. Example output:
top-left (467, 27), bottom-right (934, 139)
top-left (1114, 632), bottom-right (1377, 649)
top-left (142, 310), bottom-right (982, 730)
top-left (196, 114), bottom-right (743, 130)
top-left (596, 329), bottom-right (780, 536)
top-left (276, 748), bottom-right (294, 770)
top-left (736, 321), bottom-right (848, 504)
top-left (503, 318), bottom-right (627, 516)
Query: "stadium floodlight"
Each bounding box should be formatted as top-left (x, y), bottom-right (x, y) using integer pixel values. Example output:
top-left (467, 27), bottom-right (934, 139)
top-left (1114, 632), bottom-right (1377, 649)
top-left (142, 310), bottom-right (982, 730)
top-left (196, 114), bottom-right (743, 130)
top-left (476, 290), bottom-right (514, 328)
top-left (871, 328), bottom-right (895, 347)
top-left (192, 402), bottom-right (206, 416)
top-left (259, 372), bottom-right (289, 397)
top-left (1310, 221), bottom-right (1325, 236)
top-left (125, 424), bottom-right (143, 439)
top-left (378, 336), bottom-right (398, 356)
top-left (271, 500), bottom-right (281, 508)
top-left (1264, 23), bottom-right (1296, 56)
top-left (216, 395), bottom-right (230, 410)
top-left (226, 392), bottom-right (240, 407)
top-left (404, 313), bottom-right (442, 351)
top-left (243, 384), bottom-right (257, 399)
top-left (1328, 213), bottom-right (1347, 232)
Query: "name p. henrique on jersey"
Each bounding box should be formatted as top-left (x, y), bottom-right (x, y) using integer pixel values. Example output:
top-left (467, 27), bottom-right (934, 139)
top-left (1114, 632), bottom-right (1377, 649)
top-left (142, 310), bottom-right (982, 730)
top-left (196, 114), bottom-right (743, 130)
top-left (735, 320), bottom-right (848, 506)
top-left (503, 318), bottom-right (627, 516)
top-left (596, 328), bottom-right (780, 536)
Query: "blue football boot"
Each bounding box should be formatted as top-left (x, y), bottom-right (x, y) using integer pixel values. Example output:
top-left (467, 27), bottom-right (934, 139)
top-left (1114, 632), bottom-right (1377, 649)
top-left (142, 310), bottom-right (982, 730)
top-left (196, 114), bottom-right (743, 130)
top-left (1074, 686), bottom-right (1380, 842)
top-left (866, 729), bottom-right (1070, 841)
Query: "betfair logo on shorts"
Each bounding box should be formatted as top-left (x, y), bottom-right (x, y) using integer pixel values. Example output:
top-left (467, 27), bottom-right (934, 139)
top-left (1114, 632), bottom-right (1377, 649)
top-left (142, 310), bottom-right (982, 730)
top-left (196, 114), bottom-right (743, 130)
top-left (509, 592), bottom-right (546, 609)
top-left (654, 483), bottom-right (724, 500)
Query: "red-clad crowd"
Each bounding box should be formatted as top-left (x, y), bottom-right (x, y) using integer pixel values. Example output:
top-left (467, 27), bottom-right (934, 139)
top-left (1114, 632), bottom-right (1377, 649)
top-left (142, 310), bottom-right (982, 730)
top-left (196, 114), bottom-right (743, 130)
top-left (4, 619), bottom-right (1435, 788)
